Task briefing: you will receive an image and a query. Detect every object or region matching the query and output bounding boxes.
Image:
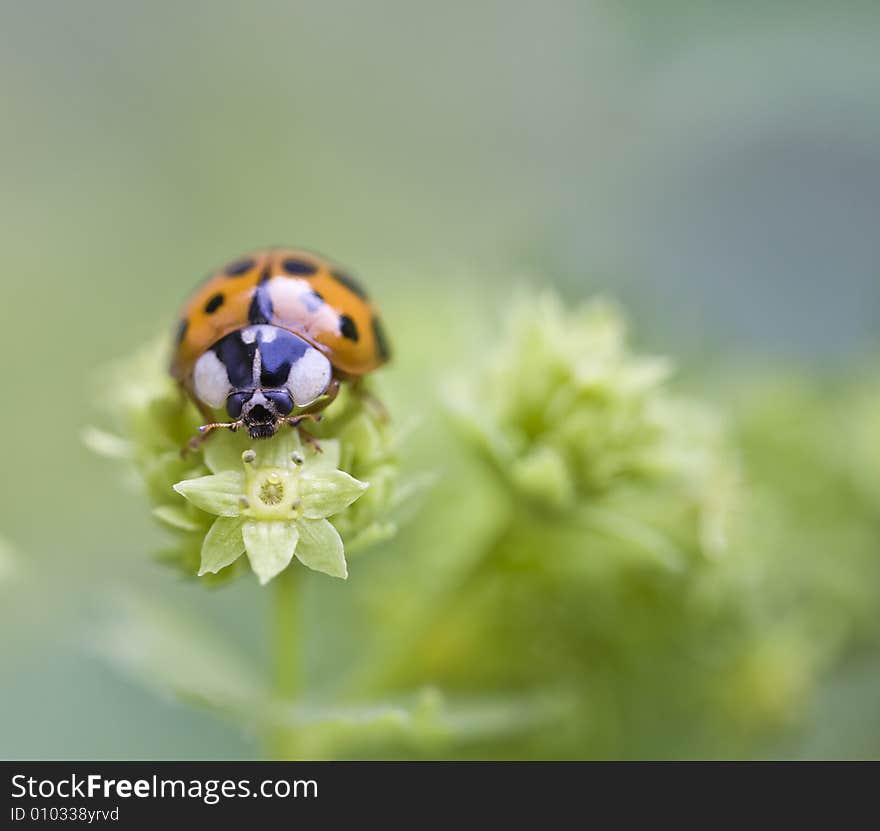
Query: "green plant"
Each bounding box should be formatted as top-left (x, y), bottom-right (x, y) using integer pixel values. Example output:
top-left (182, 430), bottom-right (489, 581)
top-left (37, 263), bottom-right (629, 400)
top-left (86, 296), bottom-right (880, 759)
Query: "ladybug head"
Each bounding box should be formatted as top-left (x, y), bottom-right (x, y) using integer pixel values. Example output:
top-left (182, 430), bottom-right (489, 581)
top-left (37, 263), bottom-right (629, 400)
top-left (226, 389), bottom-right (294, 440)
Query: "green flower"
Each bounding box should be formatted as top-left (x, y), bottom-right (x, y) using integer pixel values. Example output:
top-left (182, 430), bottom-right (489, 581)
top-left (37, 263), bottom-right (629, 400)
top-left (448, 293), bottom-right (740, 563)
top-left (451, 294), bottom-right (673, 502)
top-left (86, 341), bottom-right (402, 584)
top-left (173, 430), bottom-right (367, 583)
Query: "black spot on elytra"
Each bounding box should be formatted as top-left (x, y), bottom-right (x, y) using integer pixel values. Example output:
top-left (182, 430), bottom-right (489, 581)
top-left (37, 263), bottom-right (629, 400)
top-left (282, 258), bottom-right (317, 276)
top-left (225, 257), bottom-right (255, 276)
top-left (204, 293), bottom-right (224, 314)
top-left (372, 316), bottom-right (391, 361)
top-left (331, 270), bottom-right (368, 299)
top-left (175, 318), bottom-right (188, 345)
top-left (248, 281), bottom-right (274, 324)
top-left (339, 314), bottom-right (359, 342)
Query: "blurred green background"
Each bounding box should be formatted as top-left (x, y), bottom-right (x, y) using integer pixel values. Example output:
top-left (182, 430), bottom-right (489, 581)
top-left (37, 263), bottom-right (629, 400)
top-left (2, 0), bottom-right (880, 759)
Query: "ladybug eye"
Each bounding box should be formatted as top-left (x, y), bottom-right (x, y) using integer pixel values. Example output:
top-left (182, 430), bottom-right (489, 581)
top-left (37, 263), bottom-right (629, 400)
top-left (226, 391), bottom-right (250, 419)
top-left (264, 390), bottom-right (294, 416)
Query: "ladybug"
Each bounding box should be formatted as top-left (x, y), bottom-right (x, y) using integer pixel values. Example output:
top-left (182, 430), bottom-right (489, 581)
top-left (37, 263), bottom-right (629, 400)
top-left (170, 247), bottom-right (391, 447)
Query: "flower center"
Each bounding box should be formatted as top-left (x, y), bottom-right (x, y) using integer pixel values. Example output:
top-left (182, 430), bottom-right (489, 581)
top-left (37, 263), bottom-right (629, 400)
top-left (242, 466), bottom-right (300, 521)
top-left (259, 473), bottom-right (285, 506)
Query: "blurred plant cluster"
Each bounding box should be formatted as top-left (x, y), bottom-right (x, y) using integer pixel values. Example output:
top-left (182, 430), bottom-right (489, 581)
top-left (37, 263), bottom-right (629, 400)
top-left (88, 294), bottom-right (880, 759)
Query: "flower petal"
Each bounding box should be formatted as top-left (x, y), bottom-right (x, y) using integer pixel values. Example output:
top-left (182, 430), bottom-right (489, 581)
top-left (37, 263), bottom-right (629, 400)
top-left (509, 444), bottom-right (575, 510)
top-left (295, 518), bottom-right (348, 579)
top-left (203, 430), bottom-right (249, 474)
top-left (199, 516), bottom-right (246, 575)
top-left (299, 469), bottom-right (369, 519)
top-left (173, 471), bottom-right (244, 517)
top-left (242, 520), bottom-right (298, 585)
top-left (308, 438), bottom-right (341, 470)
top-left (254, 430), bottom-right (303, 469)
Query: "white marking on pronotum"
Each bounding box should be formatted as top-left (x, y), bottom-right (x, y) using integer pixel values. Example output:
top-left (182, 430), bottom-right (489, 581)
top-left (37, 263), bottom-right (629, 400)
top-left (193, 350), bottom-right (232, 409)
top-left (248, 391), bottom-right (269, 408)
top-left (286, 347), bottom-right (332, 406)
top-left (252, 342), bottom-right (262, 385)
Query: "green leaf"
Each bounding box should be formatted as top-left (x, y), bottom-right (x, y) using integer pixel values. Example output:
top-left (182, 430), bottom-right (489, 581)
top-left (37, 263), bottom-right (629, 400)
top-left (173, 471), bottom-right (245, 517)
top-left (199, 516), bottom-right (246, 575)
top-left (299, 470), bottom-right (368, 519)
top-left (339, 414), bottom-right (383, 465)
top-left (152, 504), bottom-right (204, 532)
top-left (578, 505), bottom-right (686, 572)
top-left (295, 518), bottom-right (348, 579)
top-left (242, 520), bottom-right (299, 584)
top-left (260, 689), bottom-right (569, 757)
top-left (341, 521), bottom-right (398, 556)
top-left (309, 438), bottom-right (341, 470)
top-left (92, 593), bottom-right (266, 724)
top-left (81, 426), bottom-right (132, 460)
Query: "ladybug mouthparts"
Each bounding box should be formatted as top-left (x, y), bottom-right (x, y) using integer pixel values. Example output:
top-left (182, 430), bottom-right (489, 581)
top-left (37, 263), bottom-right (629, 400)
top-left (241, 399), bottom-right (281, 439)
top-left (244, 402), bottom-right (274, 423)
top-left (245, 421), bottom-right (278, 440)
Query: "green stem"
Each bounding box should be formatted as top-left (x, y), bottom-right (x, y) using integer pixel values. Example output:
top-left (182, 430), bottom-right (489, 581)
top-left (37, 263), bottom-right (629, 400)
top-left (345, 518), bottom-right (517, 697)
top-left (268, 565), bottom-right (301, 759)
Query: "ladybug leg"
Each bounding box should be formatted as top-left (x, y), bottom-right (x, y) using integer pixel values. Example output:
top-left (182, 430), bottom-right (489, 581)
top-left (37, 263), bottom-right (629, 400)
top-left (291, 417), bottom-right (324, 453)
top-left (175, 380), bottom-right (214, 422)
top-left (349, 377), bottom-right (389, 422)
top-left (280, 413), bottom-right (325, 453)
top-left (182, 420), bottom-right (243, 457)
top-left (194, 398), bottom-right (217, 423)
